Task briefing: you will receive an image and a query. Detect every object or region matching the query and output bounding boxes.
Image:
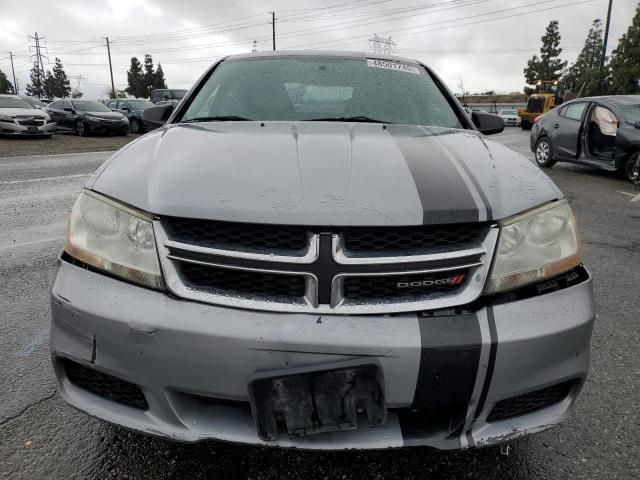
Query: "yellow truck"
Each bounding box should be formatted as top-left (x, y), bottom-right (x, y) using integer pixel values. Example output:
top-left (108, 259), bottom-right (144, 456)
top-left (518, 80), bottom-right (565, 130)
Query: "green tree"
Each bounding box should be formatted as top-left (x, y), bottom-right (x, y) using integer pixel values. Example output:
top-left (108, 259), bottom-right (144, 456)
top-left (43, 70), bottom-right (56, 98)
top-left (153, 63), bottom-right (167, 90)
top-left (25, 61), bottom-right (45, 98)
top-left (524, 20), bottom-right (567, 86)
top-left (71, 89), bottom-right (83, 98)
top-left (51, 58), bottom-right (71, 98)
top-left (608, 3), bottom-right (640, 94)
top-left (563, 19), bottom-right (604, 96)
top-left (0, 68), bottom-right (13, 94)
top-left (143, 54), bottom-right (155, 97)
top-left (126, 57), bottom-right (146, 98)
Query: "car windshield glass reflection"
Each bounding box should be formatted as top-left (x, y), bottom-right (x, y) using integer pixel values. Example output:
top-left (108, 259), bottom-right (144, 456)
top-left (72, 101), bottom-right (111, 112)
top-left (620, 105), bottom-right (640, 124)
top-left (181, 57), bottom-right (462, 128)
top-left (0, 97), bottom-right (34, 109)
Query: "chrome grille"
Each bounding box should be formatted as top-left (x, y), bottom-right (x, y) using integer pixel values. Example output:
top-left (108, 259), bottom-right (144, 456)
top-left (155, 219), bottom-right (498, 314)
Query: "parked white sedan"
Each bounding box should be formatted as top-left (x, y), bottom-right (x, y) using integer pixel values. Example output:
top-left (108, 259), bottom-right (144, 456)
top-left (497, 109), bottom-right (521, 127)
top-left (0, 95), bottom-right (56, 137)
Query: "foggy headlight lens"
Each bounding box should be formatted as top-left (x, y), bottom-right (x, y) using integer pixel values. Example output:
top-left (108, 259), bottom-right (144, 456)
top-left (486, 200), bottom-right (581, 293)
top-left (65, 190), bottom-right (164, 289)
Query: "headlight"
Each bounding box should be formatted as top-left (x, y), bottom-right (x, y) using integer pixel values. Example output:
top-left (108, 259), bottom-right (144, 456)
top-left (0, 114), bottom-right (14, 122)
top-left (65, 190), bottom-right (164, 289)
top-left (85, 115), bottom-right (101, 121)
top-left (486, 200), bottom-right (581, 293)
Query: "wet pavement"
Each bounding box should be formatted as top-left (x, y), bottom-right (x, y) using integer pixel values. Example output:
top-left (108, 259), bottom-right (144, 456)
top-left (1, 130), bottom-right (638, 479)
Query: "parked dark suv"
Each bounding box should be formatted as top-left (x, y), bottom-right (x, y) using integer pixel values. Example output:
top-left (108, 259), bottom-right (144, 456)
top-left (150, 89), bottom-right (187, 104)
top-left (106, 98), bottom-right (155, 133)
top-left (46, 100), bottom-right (129, 136)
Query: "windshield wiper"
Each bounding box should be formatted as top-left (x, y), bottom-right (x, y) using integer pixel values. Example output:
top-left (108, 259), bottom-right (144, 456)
top-left (181, 115), bottom-right (253, 123)
top-left (306, 116), bottom-right (392, 124)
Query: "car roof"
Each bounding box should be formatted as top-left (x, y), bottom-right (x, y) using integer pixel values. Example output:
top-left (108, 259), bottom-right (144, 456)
top-left (570, 95), bottom-right (640, 106)
top-left (224, 50), bottom-right (421, 65)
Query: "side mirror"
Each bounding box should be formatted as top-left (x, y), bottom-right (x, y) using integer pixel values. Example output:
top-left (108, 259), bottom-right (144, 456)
top-left (143, 103), bottom-right (174, 125)
top-left (121, 107), bottom-right (131, 112)
top-left (472, 111), bottom-right (504, 135)
top-left (63, 107), bottom-right (75, 113)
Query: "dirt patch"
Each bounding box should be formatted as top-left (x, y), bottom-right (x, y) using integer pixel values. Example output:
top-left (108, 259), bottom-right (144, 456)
top-left (0, 132), bottom-right (142, 158)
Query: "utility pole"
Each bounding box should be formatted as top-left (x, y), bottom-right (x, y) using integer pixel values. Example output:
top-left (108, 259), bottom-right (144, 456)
top-left (270, 12), bottom-right (276, 51)
top-left (252, 40), bottom-right (258, 53)
top-left (9, 52), bottom-right (17, 94)
top-left (600, 0), bottom-right (613, 73)
top-left (105, 37), bottom-right (115, 98)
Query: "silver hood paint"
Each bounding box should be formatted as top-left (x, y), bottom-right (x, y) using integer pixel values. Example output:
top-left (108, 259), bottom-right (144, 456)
top-left (88, 122), bottom-right (562, 226)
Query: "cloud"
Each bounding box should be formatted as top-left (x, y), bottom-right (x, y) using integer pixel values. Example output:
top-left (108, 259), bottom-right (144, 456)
top-left (0, 0), bottom-right (636, 99)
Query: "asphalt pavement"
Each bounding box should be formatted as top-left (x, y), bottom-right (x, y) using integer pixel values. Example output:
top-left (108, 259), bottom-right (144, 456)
top-left (1, 130), bottom-right (638, 479)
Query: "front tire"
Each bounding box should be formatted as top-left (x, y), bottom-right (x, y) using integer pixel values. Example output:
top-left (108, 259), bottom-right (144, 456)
top-left (535, 137), bottom-right (556, 168)
top-left (624, 153), bottom-right (640, 186)
top-left (75, 120), bottom-right (86, 137)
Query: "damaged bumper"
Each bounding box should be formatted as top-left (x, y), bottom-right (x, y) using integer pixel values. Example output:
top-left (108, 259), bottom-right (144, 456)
top-left (50, 260), bottom-right (595, 450)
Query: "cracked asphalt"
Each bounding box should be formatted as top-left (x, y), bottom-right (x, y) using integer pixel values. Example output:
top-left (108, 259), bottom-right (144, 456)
top-left (1, 129), bottom-right (639, 479)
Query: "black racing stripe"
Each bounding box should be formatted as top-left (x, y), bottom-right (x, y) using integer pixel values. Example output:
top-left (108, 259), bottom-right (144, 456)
top-left (473, 307), bottom-right (498, 420)
top-left (387, 126), bottom-right (480, 224)
top-left (451, 153), bottom-right (493, 220)
top-left (399, 312), bottom-right (482, 448)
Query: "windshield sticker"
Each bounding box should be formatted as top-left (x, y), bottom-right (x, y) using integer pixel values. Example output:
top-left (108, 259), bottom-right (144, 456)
top-left (367, 59), bottom-right (420, 75)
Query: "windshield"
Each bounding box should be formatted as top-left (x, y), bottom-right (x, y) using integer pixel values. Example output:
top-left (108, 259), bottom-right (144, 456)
top-left (22, 97), bottom-right (46, 107)
top-left (170, 89), bottom-right (187, 99)
top-left (181, 57), bottom-right (461, 127)
top-left (127, 99), bottom-right (154, 109)
top-left (0, 97), bottom-right (34, 109)
top-left (72, 101), bottom-right (111, 112)
top-left (620, 105), bottom-right (640, 124)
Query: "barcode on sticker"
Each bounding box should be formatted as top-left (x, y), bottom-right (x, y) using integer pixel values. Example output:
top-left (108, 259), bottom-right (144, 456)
top-left (367, 59), bottom-right (420, 75)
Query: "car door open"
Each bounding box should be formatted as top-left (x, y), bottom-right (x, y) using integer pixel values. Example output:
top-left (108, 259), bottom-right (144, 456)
top-left (554, 102), bottom-right (588, 160)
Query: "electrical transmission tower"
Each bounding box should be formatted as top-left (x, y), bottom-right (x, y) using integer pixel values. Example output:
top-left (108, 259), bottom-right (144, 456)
top-left (28, 32), bottom-right (48, 86)
top-left (368, 34), bottom-right (395, 56)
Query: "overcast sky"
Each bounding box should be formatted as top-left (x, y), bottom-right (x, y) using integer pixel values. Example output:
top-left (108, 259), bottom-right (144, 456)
top-left (0, 0), bottom-right (636, 99)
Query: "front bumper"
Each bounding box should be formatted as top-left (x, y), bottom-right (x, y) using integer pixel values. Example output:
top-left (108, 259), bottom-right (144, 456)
top-left (0, 119), bottom-right (56, 136)
top-left (50, 261), bottom-right (595, 450)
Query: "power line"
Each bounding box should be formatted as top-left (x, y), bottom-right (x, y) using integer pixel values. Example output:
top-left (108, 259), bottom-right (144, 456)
top-left (285, 0), bottom-right (594, 49)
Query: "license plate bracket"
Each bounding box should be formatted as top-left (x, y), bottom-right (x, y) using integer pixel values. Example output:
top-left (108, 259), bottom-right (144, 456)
top-left (249, 363), bottom-right (386, 441)
top-left (27, 126), bottom-right (38, 133)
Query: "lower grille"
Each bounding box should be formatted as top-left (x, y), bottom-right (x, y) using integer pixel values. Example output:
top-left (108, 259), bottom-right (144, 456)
top-left (344, 271), bottom-right (467, 299)
top-left (63, 359), bottom-right (148, 410)
top-left (17, 119), bottom-right (45, 126)
top-left (180, 262), bottom-right (306, 298)
top-left (487, 381), bottom-right (575, 422)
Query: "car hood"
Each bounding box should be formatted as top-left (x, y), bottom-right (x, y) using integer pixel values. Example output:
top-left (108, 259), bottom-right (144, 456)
top-left (85, 111), bottom-right (125, 120)
top-left (0, 107), bottom-right (46, 117)
top-left (89, 122), bottom-right (562, 226)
